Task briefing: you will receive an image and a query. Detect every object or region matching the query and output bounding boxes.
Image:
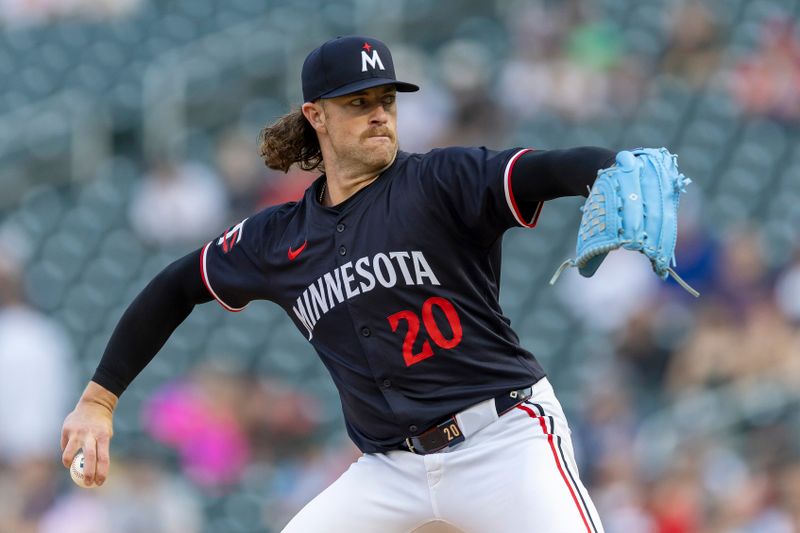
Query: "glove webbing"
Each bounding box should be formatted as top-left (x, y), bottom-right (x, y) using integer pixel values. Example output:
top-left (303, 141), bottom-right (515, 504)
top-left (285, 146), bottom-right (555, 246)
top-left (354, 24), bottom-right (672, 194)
top-left (548, 255), bottom-right (700, 298)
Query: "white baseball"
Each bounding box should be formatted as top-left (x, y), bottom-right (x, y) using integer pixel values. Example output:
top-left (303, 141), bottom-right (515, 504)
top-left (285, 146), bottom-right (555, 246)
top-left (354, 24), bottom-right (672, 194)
top-left (70, 451), bottom-right (95, 488)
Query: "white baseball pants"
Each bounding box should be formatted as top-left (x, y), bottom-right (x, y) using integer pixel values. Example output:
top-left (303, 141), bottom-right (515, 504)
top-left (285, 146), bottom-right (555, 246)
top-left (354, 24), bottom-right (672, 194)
top-left (281, 378), bottom-right (604, 533)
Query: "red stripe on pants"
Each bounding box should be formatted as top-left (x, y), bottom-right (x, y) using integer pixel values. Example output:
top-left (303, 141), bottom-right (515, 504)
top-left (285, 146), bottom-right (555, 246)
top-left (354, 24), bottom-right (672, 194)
top-left (516, 404), bottom-right (592, 533)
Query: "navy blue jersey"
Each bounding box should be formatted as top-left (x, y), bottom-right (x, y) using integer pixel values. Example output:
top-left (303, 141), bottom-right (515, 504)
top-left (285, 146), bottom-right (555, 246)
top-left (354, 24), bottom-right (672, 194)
top-left (201, 147), bottom-right (546, 453)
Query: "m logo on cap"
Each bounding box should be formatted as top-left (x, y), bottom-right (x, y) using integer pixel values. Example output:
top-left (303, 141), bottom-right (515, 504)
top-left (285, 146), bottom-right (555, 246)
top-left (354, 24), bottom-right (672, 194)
top-left (361, 42), bottom-right (385, 72)
top-left (301, 36), bottom-right (419, 102)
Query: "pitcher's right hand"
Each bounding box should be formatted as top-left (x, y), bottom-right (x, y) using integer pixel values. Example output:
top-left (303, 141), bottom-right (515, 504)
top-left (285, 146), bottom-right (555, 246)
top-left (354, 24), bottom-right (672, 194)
top-left (60, 381), bottom-right (118, 487)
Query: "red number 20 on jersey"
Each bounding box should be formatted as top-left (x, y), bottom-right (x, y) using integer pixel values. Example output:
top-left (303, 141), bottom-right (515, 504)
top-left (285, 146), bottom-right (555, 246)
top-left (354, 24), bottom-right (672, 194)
top-left (387, 296), bottom-right (463, 367)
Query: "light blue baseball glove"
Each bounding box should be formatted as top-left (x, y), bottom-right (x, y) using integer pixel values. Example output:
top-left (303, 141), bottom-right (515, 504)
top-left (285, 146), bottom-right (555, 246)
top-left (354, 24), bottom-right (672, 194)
top-left (549, 147), bottom-right (699, 297)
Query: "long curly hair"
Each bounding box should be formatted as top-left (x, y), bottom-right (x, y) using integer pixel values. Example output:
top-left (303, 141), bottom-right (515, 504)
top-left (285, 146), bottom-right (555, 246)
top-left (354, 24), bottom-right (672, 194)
top-left (258, 108), bottom-right (323, 173)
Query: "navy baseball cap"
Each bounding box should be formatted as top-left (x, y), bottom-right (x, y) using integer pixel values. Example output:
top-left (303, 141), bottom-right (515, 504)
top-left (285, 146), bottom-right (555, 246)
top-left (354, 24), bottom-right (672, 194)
top-left (302, 36), bottom-right (419, 102)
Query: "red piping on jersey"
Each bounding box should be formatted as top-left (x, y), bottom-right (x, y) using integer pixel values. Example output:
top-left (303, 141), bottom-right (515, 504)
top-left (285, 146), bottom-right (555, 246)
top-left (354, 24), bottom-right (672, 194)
top-left (200, 242), bottom-right (246, 313)
top-left (504, 148), bottom-right (543, 228)
top-left (516, 403), bottom-right (593, 533)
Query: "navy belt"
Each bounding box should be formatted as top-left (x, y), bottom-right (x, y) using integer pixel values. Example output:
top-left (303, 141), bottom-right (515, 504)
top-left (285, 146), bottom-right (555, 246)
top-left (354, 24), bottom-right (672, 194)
top-left (400, 386), bottom-right (533, 455)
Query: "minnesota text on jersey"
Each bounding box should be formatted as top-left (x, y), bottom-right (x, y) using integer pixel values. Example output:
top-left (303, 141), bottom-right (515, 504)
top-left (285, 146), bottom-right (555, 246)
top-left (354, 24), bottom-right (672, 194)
top-left (293, 250), bottom-right (440, 339)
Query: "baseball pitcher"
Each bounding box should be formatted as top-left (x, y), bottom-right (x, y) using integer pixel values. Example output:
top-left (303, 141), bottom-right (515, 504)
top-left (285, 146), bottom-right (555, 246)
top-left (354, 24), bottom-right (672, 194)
top-left (61, 35), bottom-right (694, 532)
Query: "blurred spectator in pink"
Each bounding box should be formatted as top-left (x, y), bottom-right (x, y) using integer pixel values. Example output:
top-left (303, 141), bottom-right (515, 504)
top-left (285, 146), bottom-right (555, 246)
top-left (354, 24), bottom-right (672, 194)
top-left (731, 18), bottom-right (800, 122)
top-left (142, 362), bottom-right (252, 491)
top-left (661, 1), bottom-right (721, 88)
top-left (129, 155), bottom-right (228, 246)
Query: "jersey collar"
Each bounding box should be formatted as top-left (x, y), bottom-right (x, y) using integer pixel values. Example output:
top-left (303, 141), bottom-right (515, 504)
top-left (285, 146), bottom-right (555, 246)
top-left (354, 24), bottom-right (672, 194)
top-left (306, 151), bottom-right (408, 220)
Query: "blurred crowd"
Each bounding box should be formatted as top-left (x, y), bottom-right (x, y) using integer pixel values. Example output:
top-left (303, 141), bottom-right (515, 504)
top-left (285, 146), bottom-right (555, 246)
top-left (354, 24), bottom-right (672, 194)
top-left (1, 0), bottom-right (800, 531)
top-left (560, 225), bottom-right (800, 532)
top-left (0, 0), bottom-right (140, 25)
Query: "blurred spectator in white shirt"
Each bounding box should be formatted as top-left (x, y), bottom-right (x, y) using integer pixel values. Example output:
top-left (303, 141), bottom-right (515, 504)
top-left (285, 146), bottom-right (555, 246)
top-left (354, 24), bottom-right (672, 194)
top-left (0, 248), bottom-right (75, 464)
top-left (129, 156), bottom-right (228, 247)
top-left (391, 45), bottom-right (453, 152)
top-left (0, 239), bottom-right (76, 532)
top-left (556, 250), bottom-right (658, 332)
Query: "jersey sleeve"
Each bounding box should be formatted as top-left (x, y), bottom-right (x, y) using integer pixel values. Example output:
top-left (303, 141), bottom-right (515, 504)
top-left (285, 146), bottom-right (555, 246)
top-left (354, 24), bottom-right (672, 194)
top-left (421, 146), bottom-right (542, 245)
top-left (200, 208), bottom-right (275, 311)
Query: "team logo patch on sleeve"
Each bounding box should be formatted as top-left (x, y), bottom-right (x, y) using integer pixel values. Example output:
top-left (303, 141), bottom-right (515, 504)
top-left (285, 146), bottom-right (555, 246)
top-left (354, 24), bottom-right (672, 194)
top-left (217, 218), bottom-right (247, 254)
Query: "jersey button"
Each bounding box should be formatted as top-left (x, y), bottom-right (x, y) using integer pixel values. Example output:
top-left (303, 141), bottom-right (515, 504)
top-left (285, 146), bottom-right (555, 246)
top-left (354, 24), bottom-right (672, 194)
top-left (339, 245), bottom-right (347, 256)
top-left (336, 223), bottom-right (345, 232)
top-left (361, 327), bottom-right (371, 337)
top-left (382, 379), bottom-right (391, 388)
top-left (409, 425), bottom-right (418, 433)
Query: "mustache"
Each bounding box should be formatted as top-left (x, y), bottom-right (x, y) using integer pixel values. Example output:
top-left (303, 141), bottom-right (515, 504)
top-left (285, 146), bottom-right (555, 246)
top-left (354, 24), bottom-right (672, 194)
top-left (362, 128), bottom-right (394, 140)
